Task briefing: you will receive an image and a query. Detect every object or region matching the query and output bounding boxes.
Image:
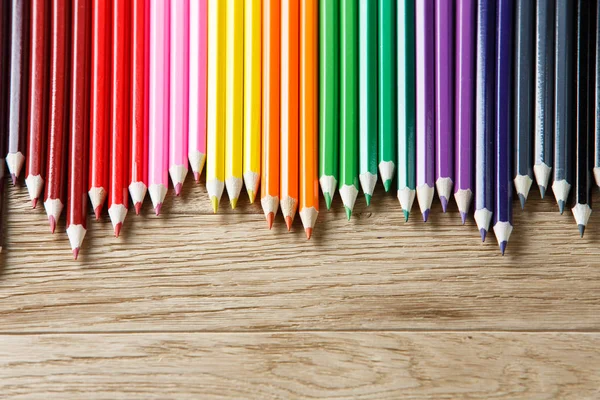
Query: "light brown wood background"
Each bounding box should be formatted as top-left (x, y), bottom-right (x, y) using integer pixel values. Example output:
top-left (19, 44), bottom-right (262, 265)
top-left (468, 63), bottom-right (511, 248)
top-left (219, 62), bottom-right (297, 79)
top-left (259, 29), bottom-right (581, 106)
top-left (1, 177), bottom-right (600, 399)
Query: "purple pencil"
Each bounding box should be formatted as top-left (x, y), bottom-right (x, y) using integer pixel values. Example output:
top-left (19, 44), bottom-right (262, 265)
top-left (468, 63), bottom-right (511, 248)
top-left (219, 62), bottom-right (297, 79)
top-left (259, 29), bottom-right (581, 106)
top-left (435, 0), bottom-right (454, 213)
top-left (455, 0), bottom-right (476, 224)
top-left (416, 0), bottom-right (436, 222)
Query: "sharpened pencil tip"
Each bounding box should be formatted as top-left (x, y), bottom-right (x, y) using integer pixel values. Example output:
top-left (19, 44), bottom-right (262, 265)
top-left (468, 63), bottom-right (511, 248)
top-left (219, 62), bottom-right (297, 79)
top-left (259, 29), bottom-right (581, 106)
top-left (11, 173), bottom-right (16, 186)
top-left (480, 228), bottom-right (487, 242)
top-left (578, 224), bottom-right (585, 238)
top-left (247, 190), bottom-right (255, 204)
top-left (324, 192), bottom-right (332, 210)
top-left (383, 180), bottom-right (392, 192)
top-left (422, 209), bottom-right (430, 223)
top-left (32, 197), bottom-right (38, 209)
top-left (285, 216), bottom-right (292, 231)
top-left (114, 222), bottom-right (122, 238)
top-left (134, 202), bottom-right (142, 215)
top-left (305, 227), bottom-right (312, 240)
top-left (440, 196), bottom-right (448, 213)
top-left (539, 185), bottom-right (546, 199)
top-left (345, 206), bottom-right (352, 220)
top-left (364, 193), bottom-right (371, 206)
top-left (210, 197), bottom-right (219, 214)
top-left (73, 247), bottom-right (79, 260)
top-left (49, 216), bottom-right (56, 234)
top-left (558, 200), bottom-right (565, 215)
top-left (266, 212), bottom-right (274, 230)
top-left (194, 172), bottom-right (200, 183)
top-left (174, 183), bottom-right (183, 196)
top-left (518, 194), bottom-right (526, 210)
top-left (500, 241), bottom-right (507, 256)
top-left (230, 197), bottom-right (238, 209)
top-left (94, 206), bottom-right (102, 220)
top-left (155, 203), bottom-right (162, 216)
top-left (403, 210), bottom-right (409, 222)
top-left (460, 212), bottom-right (467, 225)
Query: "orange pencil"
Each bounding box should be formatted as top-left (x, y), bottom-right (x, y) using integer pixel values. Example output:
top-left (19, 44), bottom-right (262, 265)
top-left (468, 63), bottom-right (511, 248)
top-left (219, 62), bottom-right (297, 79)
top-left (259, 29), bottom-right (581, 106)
top-left (299, 0), bottom-right (319, 239)
top-left (280, 0), bottom-right (299, 230)
top-left (261, 0), bottom-right (280, 229)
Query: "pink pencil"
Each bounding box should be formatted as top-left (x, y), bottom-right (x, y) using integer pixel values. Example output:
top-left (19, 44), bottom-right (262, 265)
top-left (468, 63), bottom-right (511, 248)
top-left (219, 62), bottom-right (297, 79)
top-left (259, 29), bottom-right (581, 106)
top-left (148, 0), bottom-right (170, 214)
top-left (189, 0), bottom-right (207, 183)
top-left (169, 0), bottom-right (189, 195)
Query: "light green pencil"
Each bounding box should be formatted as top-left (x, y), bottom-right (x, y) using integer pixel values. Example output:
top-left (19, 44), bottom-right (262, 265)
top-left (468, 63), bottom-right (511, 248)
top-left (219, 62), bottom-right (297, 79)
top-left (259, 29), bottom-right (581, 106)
top-left (397, 0), bottom-right (416, 221)
top-left (340, 0), bottom-right (359, 219)
top-left (319, 0), bottom-right (340, 210)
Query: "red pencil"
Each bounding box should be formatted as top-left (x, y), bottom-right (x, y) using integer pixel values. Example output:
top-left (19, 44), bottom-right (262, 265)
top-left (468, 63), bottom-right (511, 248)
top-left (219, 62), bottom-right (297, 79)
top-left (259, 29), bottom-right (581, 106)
top-left (25, 0), bottom-right (50, 207)
top-left (88, 0), bottom-right (110, 219)
top-left (129, 0), bottom-right (147, 215)
top-left (43, 0), bottom-right (70, 233)
top-left (66, 0), bottom-right (91, 259)
top-left (108, 0), bottom-right (131, 237)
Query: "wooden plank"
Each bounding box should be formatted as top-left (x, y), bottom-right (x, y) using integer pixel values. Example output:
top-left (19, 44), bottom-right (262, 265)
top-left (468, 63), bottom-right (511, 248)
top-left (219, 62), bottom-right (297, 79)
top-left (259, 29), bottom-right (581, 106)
top-left (1, 190), bottom-right (600, 332)
top-left (1, 332), bottom-right (599, 399)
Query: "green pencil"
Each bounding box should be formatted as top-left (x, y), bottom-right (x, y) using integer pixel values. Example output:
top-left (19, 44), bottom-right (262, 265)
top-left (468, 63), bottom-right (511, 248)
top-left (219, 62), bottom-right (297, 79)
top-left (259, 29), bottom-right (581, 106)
top-left (340, 0), bottom-right (359, 220)
top-left (378, 0), bottom-right (397, 192)
top-left (319, 0), bottom-right (340, 210)
top-left (397, 0), bottom-right (416, 221)
top-left (358, 0), bottom-right (378, 205)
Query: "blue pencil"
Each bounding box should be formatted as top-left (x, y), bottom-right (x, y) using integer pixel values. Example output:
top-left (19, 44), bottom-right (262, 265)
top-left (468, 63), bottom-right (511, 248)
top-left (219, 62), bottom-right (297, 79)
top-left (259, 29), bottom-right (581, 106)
top-left (474, 0), bottom-right (495, 241)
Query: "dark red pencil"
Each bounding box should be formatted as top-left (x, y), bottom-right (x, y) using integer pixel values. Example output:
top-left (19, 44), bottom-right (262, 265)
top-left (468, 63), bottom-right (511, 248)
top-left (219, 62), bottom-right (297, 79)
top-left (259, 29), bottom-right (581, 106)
top-left (0, 0), bottom-right (9, 252)
top-left (7, 0), bottom-right (30, 185)
top-left (89, 0), bottom-right (110, 219)
top-left (66, 0), bottom-right (91, 259)
top-left (129, 0), bottom-right (147, 215)
top-left (25, 0), bottom-right (50, 208)
top-left (44, 0), bottom-right (70, 233)
top-left (108, 0), bottom-right (131, 237)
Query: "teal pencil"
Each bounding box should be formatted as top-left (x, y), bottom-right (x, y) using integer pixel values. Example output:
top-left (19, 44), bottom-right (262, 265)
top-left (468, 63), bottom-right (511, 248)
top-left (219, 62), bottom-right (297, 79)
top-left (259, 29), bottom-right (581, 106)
top-left (397, 0), bottom-right (416, 221)
top-left (358, 0), bottom-right (378, 205)
top-left (378, 0), bottom-right (397, 192)
top-left (319, 0), bottom-right (340, 209)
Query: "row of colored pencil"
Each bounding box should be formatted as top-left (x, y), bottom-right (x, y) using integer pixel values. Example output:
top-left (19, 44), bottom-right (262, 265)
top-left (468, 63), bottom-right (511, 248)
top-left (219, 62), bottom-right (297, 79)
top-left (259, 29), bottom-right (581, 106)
top-left (0, 0), bottom-right (598, 258)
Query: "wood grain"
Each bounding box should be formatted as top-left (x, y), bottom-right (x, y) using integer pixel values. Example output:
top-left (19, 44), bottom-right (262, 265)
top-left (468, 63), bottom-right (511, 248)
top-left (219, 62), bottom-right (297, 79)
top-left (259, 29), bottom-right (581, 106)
top-left (1, 332), bottom-right (599, 399)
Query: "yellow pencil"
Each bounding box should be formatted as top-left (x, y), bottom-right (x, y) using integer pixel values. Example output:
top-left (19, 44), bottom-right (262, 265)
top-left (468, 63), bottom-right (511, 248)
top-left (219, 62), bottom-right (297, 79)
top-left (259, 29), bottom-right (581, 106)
top-left (225, 0), bottom-right (244, 209)
top-left (207, 0), bottom-right (227, 213)
top-left (243, 0), bottom-right (262, 204)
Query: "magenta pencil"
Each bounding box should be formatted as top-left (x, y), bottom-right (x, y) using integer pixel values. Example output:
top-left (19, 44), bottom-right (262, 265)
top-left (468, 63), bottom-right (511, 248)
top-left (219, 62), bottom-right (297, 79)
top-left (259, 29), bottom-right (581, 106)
top-left (189, 0), bottom-right (207, 182)
top-left (148, 0), bottom-right (169, 214)
top-left (169, 0), bottom-right (189, 195)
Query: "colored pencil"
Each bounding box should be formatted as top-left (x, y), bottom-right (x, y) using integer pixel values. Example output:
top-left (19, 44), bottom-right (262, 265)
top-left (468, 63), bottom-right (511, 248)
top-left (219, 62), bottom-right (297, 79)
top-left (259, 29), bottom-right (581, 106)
top-left (340, 0), bottom-right (358, 220)
top-left (261, 0), bottom-right (280, 228)
top-left (493, 0), bottom-right (514, 255)
top-left (319, 0), bottom-right (339, 210)
top-left (572, 0), bottom-right (596, 236)
top-left (189, 0), bottom-right (207, 183)
top-left (44, 0), bottom-right (69, 233)
top-left (225, 0), bottom-right (243, 208)
top-left (358, 0), bottom-right (377, 206)
top-left (474, 0), bottom-right (495, 241)
top-left (206, 0), bottom-right (226, 213)
top-left (148, 0), bottom-right (169, 215)
top-left (378, 0), bottom-right (397, 191)
top-left (435, 0), bottom-right (454, 212)
top-left (109, 0), bottom-right (131, 237)
top-left (553, 0), bottom-right (575, 214)
top-left (281, 0), bottom-right (299, 228)
top-left (89, 0), bottom-right (110, 219)
top-left (415, 0), bottom-right (435, 222)
top-left (300, 0), bottom-right (319, 238)
top-left (25, 0), bottom-right (50, 207)
top-left (534, 0), bottom-right (555, 197)
top-left (6, 0), bottom-right (29, 185)
top-left (513, 0), bottom-right (534, 209)
top-left (243, 0), bottom-right (261, 203)
top-left (169, 0), bottom-right (189, 196)
top-left (129, 0), bottom-right (147, 214)
top-left (454, 0), bottom-right (475, 224)
top-left (0, 0), bottom-right (8, 252)
top-left (595, 2), bottom-right (600, 187)
top-left (397, 0), bottom-right (416, 221)
top-left (66, 0), bottom-right (91, 259)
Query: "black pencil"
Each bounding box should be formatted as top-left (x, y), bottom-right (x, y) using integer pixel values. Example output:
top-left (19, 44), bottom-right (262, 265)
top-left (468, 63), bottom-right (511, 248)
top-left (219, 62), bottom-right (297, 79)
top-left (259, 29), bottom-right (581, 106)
top-left (572, 0), bottom-right (596, 236)
top-left (514, 0), bottom-right (534, 209)
top-left (0, 0), bottom-right (10, 252)
top-left (552, 0), bottom-right (576, 214)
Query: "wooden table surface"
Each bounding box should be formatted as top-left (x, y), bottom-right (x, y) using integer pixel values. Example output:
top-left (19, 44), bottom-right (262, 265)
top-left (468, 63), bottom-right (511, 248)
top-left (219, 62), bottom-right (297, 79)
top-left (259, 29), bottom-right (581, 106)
top-left (1, 177), bottom-right (599, 399)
